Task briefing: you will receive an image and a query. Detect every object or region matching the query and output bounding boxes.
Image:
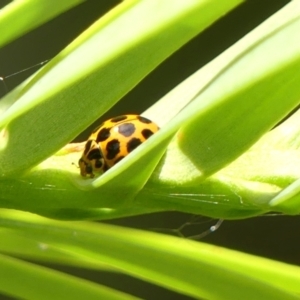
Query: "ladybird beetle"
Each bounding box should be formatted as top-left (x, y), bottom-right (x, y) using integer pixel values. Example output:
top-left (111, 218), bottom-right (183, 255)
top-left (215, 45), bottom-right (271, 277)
top-left (79, 114), bottom-right (159, 177)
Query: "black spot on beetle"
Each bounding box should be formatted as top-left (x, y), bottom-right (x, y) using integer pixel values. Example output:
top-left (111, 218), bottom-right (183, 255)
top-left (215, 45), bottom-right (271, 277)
top-left (138, 116), bottom-right (152, 124)
top-left (86, 164), bottom-right (93, 174)
top-left (94, 159), bottom-right (104, 169)
top-left (111, 115), bottom-right (127, 123)
top-left (118, 123), bottom-right (135, 137)
top-left (106, 139), bottom-right (120, 159)
top-left (84, 140), bottom-right (93, 155)
top-left (97, 127), bottom-right (110, 142)
top-left (87, 148), bottom-right (102, 160)
top-left (141, 129), bottom-right (154, 139)
top-left (127, 138), bottom-right (142, 153)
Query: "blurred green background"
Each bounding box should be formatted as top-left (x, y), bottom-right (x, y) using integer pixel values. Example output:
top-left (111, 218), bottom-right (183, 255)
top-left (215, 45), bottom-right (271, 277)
top-left (0, 1), bottom-right (299, 299)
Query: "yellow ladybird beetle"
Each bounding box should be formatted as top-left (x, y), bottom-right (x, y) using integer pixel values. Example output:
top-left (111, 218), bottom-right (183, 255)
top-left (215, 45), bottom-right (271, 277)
top-left (79, 114), bottom-right (159, 177)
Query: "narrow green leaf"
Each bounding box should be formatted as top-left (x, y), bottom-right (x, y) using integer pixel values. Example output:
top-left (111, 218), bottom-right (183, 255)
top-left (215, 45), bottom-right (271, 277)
top-left (0, 253), bottom-right (139, 300)
top-left (0, 0), bottom-right (85, 49)
top-left (269, 178), bottom-right (300, 213)
top-left (0, 229), bottom-right (114, 270)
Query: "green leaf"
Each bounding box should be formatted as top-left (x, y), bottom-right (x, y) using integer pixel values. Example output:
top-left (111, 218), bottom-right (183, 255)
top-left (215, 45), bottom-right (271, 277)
top-left (0, 229), bottom-right (114, 269)
top-left (0, 0), bottom-right (86, 49)
top-left (0, 252), bottom-right (139, 300)
top-left (1, 210), bottom-right (299, 300)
